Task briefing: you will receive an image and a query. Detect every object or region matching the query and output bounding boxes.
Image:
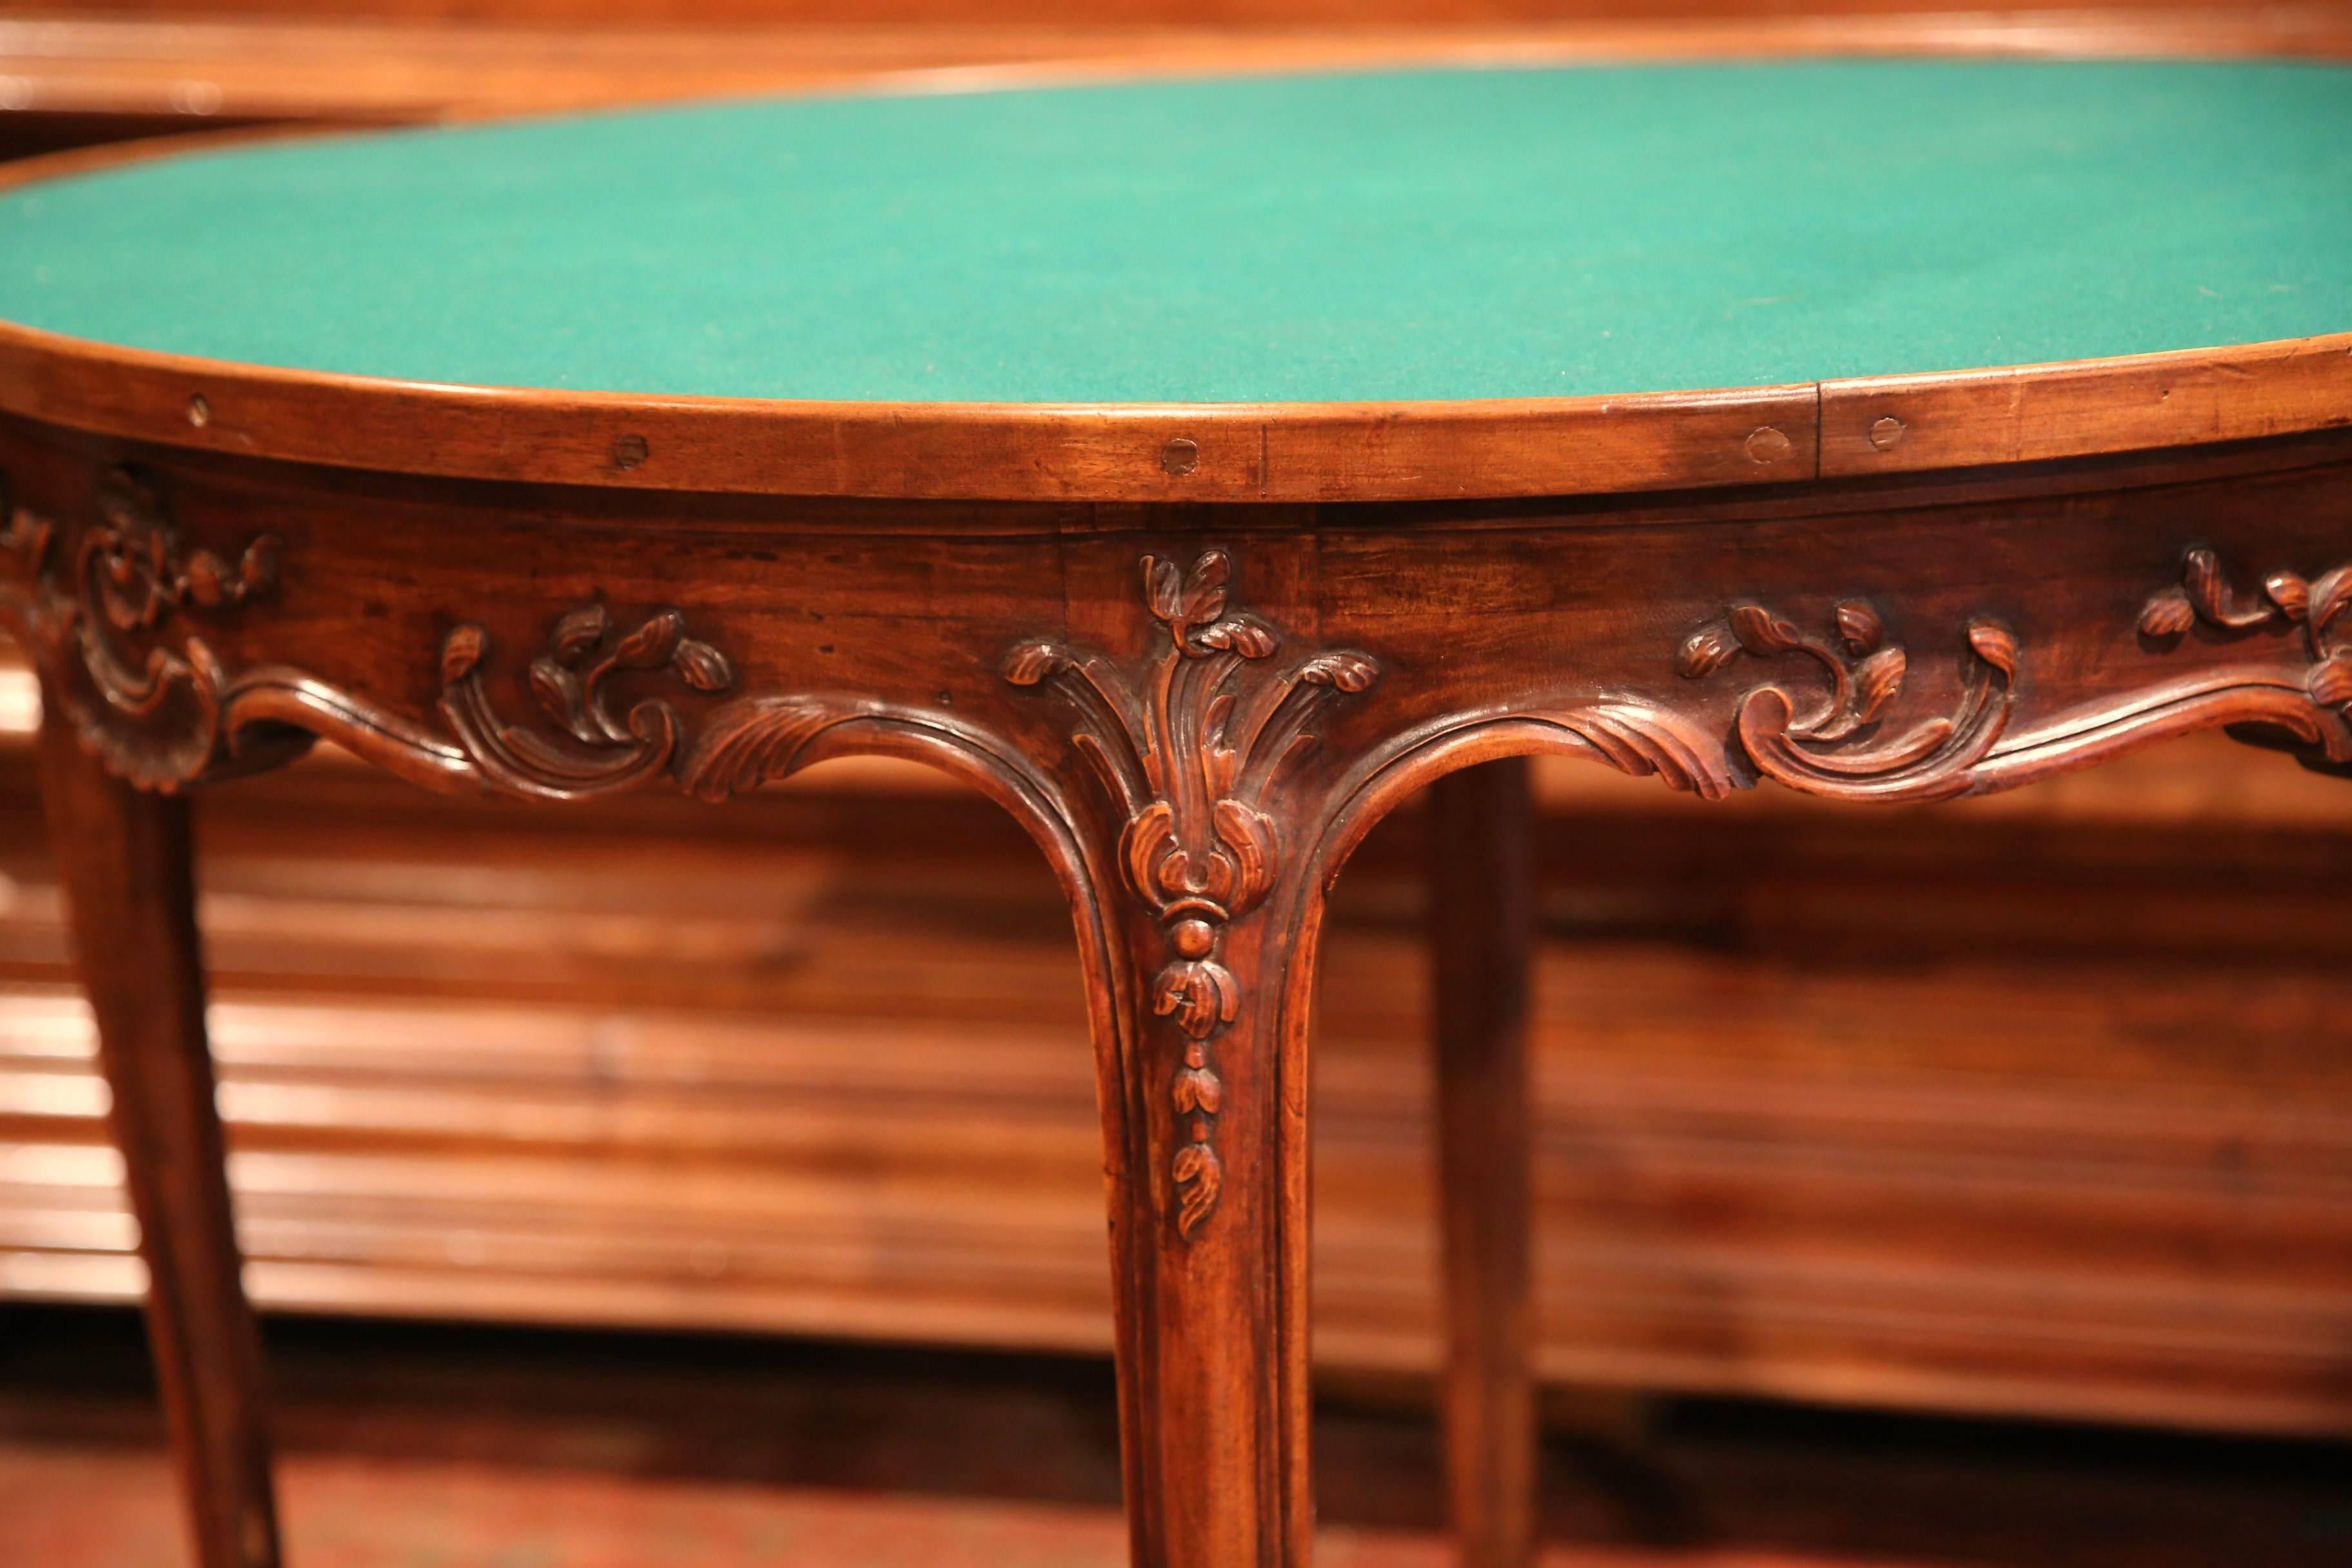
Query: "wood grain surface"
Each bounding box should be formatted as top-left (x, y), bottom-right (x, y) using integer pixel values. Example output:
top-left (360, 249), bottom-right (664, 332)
top-left (3, 60), bottom-right (2351, 505)
top-left (6, 406), bottom-right (2352, 1564)
top-left (33, 697), bottom-right (280, 1568)
top-left (5, 15), bottom-right (2351, 1554)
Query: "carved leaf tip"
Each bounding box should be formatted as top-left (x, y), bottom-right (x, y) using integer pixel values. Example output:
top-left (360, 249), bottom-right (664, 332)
top-left (2310, 651), bottom-right (2352, 710)
top-left (1966, 620), bottom-right (2019, 676)
top-left (1144, 550), bottom-right (1237, 635)
top-left (440, 624), bottom-right (487, 685)
top-left (1211, 799), bottom-right (1278, 914)
top-left (672, 638), bottom-right (733, 692)
top-left (1144, 556), bottom-right (1186, 624)
top-left (1852, 645), bottom-right (1907, 725)
top-left (239, 536), bottom-right (279, 594)
top-left (1179, 551), bottom-right (1231, 624)
top-left (1555, 704), bottom-right (1739, 802)
top-left (527, 656), bottom-right (598, 742)
top-left (2181, 547), bottom-right (2272, 629)
top-left (614, 608), bottom-right (685, 669)
top-left (1001, 640), bottom-right (1068, 685)
top-left (2266, 571), bottom-right (2311, 622)
top-left (1171, 1144), bottom-right (1222, 1239)
top-left (1729, 603), bottom-right (1803, 656)
top-left (1154, 959), bottom-right (1239, 1037)
top-left (678, 696), bottom-right (841, 803)
top-left (1171, 1066), bottom-right (1224, 1116)
top-left (184, 550), bottom-right (229, 607)
top-left (2138, 585), bottom-right (2196, 638)
top-left (1834, 600), bottom-right (1883, 656)
top-left (1675, 624), bottom-right (1738, 679)
top-left (1193, 615), bottom-right (1279, 658)
top-left (2311, 566), bottom-right (2352, 634)
top-left (550, 603), bottom-right (609, 665)
top-left (1120, 801), bottom-right (1181, 907)
top-left (1298, 651), bottom-right (1379, 692)
top-left (2181, 549), bottom-right (2224, 612)
top-left (3, 508), bottom-right (53, 570)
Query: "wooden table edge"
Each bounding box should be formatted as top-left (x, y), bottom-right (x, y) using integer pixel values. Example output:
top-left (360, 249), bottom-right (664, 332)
top-left (1, 124), bottom-right (2347, 505)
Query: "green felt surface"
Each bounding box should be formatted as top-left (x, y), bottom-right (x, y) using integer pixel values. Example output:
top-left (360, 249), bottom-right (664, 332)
top-left (1, 61), bottom-right (2349, 405)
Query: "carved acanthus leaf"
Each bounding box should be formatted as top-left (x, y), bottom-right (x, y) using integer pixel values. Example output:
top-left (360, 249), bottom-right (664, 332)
top-left (1004, 549), bottom-right (1378, 1239)
top-left (678, 696), bottom-right (855, 803)
top-left (1542, 701), bottom-right (1741, 801)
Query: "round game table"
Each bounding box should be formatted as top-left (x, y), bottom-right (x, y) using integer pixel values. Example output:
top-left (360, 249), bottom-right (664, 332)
top-left (1, 57), bottom-right (2349, 1568)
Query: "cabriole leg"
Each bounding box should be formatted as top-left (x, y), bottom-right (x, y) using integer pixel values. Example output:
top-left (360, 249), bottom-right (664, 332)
top-left (1088, 884), bottom-right (1322, 1568)
top-left (37, 696), bottom-right (282, 1568)
top-left (1008, 547), bottom-right (1379, 1567)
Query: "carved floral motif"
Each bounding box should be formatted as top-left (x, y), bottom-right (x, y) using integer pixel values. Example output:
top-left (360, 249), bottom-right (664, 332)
top-left (1005, 551), bottom-right (1377, 1239)
top-left (1671, 595), bottom-right (2020, 803)
top-left (440, 604), bottom-right (729, 798)
top-left (436, 603), bottom-right (881, 805)
top-left (2, 467), bottom-right (290, 789)
top-left (2139, 547), bottom-right (2352, 713)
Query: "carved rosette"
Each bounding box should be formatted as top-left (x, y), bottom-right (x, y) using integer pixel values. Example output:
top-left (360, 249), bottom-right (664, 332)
top-left (1672, 596), bottom-right (2019, 803)
top-left (1, 466), bottom-right (290, 789)
top-left (1005, 551), bottom-right (1377, 1239)
top-left (2139, 547), bottom-right (2352, 712)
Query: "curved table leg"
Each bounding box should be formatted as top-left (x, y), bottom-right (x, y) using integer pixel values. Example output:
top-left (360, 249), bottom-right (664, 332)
top-left (1006, 544), bottom-right (1379, 1568)
top-left (37, 696), bottom-right (282, 1568)
top-left (1428, 760), bottom-right (1538, 1568)
top-left (1077, 852), bottom-right (1325, 1568)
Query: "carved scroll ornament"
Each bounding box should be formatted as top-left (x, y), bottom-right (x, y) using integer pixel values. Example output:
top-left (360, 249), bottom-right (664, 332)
top-left (1539, 549), bottom-right (2352, 806)
top-left (1674, 596), bottom-right (2019, 802)
top-left (431, 605), bottom-right (948, 805)
top-left (2, 467), bottom-right (292, 789)
top-left (0, 466), bottom-right (926, 803)
top-left (1005, 551), bottom-right (1377, 1239)
top-left (2139, 547), bottom-right (2352, 711)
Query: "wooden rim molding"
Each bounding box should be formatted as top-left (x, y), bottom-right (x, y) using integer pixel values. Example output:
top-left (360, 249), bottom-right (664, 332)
top-left (0, 133), bottom-right (2347, 505)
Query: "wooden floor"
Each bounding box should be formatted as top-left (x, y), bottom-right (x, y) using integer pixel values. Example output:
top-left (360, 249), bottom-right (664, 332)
top-left (3, 1305), bottom-right (2347, 1568)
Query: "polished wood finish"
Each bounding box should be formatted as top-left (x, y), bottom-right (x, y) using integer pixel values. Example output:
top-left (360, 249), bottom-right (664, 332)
top-left (1, 128), bottom-right (2350, 505)
top-left (1428, 759), bottom-right (1536, 1568)
top-left (34, 698), bottom-right (280, 1568)
top-left (0, 300), bottom-right (2346, 506)
top-left (5, 74), bottom-right (2352, 1560)
top-left (9, 415), bottom-right (2352, 1563)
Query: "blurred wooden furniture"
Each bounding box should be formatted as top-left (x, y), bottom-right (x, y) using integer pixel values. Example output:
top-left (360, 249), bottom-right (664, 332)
top-left (3, 44), bottom-right (2351, 1568)
top-left (7, 5), bottom-right (2352, 159)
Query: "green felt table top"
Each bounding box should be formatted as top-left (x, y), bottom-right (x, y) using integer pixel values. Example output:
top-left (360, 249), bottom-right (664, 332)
top-left (1, 60), bottom-right (2347, 406)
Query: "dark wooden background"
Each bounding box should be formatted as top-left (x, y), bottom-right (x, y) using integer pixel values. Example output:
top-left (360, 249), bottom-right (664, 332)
top-left (2, 0), bottom-right (2349, 1446)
